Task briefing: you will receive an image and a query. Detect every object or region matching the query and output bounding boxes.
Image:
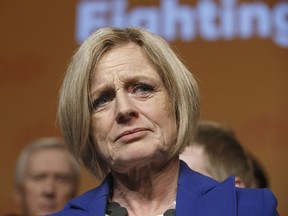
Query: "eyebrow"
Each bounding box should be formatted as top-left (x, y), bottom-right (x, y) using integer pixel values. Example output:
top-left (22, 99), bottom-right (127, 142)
top-left (90, 74), bottom-right (160, 99)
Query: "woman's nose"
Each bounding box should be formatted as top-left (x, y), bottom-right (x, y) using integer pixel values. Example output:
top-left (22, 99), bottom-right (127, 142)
top-left (115, 93), bottom-right (139, 123)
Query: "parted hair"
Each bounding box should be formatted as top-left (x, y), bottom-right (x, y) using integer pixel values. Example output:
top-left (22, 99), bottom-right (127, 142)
top-left (58, 27), bottom-right (200, 180)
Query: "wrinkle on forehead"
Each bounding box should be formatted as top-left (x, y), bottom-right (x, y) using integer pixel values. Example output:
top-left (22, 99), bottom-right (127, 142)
top-left (94, 43), bottom-right (147, 74)
top-left (90, 43), bottom-right (156, 95)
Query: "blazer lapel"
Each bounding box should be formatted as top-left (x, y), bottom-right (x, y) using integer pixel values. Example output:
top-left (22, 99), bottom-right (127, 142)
top-left (67, 174), bottom-right (113, 216)
top-left (176, 161), bottom-right (236, 216)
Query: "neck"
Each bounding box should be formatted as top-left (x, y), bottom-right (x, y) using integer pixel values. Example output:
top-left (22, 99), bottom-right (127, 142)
top-left (110, 157), bottom-right (179, 215)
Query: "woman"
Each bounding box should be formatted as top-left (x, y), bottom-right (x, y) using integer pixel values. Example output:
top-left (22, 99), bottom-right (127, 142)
top-left (51, 27), bottom-right (278, 216)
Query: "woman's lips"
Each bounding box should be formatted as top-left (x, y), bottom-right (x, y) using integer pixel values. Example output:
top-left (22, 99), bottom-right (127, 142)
top-left (115, 128), bottom-right (149, 143)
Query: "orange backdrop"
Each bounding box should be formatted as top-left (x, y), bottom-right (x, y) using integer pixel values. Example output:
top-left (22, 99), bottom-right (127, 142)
top-left (1, 0), bottom-right (287, 215)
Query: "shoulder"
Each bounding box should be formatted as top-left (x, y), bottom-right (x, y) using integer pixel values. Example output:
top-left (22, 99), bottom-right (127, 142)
top-left (178, 161), bottom-right (279, 216)
top-left (48, 188), bottom-right (103, 216)
top-left (236, 187), bottom-right (279, 216)
top-left (48, 174), bottom-right (113, 216)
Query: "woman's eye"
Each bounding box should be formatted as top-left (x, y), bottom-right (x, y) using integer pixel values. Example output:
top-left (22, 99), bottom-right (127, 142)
top-left (92, 93), bottom-right (114, 110)
top-left (132, 83), bottom-right (154, 95)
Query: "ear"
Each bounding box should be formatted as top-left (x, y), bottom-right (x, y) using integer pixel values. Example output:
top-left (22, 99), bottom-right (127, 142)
top-left (234, 176), bottom-right (246, 188)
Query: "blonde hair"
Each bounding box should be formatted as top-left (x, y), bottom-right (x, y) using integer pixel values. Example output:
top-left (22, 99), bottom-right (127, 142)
top-left (58, 27), bottom-right (199, 180)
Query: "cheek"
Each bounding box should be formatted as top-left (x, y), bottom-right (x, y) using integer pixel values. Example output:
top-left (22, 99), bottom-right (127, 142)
top-left (90, 115), bottom-right (115, 157)
top-left (58, 187), bottom-right (74, 199)
top-left (162, 114), bottom-right (177, 144)
top-left (21, 186), bottom-right (39, 203)
top-left (91, 115), bottom-right (111, 143)
top-left (143, 96), bottom-right (177, 145)
top-left (158, 98), bottom-right (177, 140)
top-left (25, 181), bottom-right (41, 193)
top-left (58, 182), bottom-right (74, 193)
top-left (153, 95), bottom-right (176, 127)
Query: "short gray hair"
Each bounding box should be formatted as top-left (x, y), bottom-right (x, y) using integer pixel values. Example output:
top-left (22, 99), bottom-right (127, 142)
top-left (14, 137), bottom-right (80, 188)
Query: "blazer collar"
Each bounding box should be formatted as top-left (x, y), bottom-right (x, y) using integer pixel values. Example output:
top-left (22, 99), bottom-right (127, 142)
top-left (176, 161), bottom-right (236, 216)
top-left (67, 173), bottom-right (113, 215)
top-left (66, 161), bottom-right (236, 216)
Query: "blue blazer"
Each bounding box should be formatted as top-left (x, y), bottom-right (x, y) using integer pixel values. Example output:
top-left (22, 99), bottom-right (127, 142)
top-left (50, 161), bottom-right (279, 216)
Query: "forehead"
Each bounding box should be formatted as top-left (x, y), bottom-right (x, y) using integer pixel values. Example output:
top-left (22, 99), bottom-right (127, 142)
top-left (93, 42), bottom-right (159, 80)
top-left (98, 42), bottom-right (146, 66)
top-left (90, 42), bottom-right (163, 95)
top-left (25, 148), bottom-right (73, 174)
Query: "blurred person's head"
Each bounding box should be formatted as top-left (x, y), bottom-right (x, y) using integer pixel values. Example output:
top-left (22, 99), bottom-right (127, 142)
top-left (14, 137), bottom-right (80, 216)
top-left (180, 121), bottom-right (253, 188)
top-left (247, 152), bottom-right (269, 188)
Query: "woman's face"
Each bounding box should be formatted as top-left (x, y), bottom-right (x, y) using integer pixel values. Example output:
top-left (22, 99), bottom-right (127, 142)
top-left (89, 42), bottom-right (177, 171)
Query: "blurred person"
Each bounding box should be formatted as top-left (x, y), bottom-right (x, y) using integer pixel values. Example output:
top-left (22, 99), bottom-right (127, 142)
top-left (13, 137), bottom-right (80, 216)
top-left (50, 27), bottom-right (278, 215)
top-left (180, 120), bottom-right (253, 188)
top-left (247, 152), bottom-right (270, 188)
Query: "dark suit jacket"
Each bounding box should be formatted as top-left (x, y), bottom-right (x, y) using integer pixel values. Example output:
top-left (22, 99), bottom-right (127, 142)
top-left (49, 161), bottom-right (279, 216)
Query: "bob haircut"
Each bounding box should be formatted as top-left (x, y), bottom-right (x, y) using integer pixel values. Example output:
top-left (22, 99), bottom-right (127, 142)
top-left (58, 27), bottom-right (200, 180)
top-left (14, 137), bottom-right (80, 190)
